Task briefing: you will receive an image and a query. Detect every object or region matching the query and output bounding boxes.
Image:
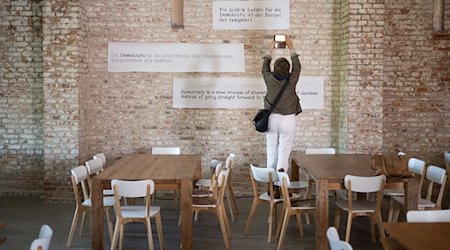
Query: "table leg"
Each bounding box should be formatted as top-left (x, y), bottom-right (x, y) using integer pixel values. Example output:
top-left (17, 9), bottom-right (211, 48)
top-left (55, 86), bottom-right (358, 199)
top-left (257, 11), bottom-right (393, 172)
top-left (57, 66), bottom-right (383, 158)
top-left (180, 179), bottom-right (193, 250)
top-left (92, 179), bottom-right (104, 250)
top-left (291, 158), bottom-right (299, 181)
top-left (316, 179), bottom-right (329, 250)
top-left (404, 177), bottom-right (419, 211)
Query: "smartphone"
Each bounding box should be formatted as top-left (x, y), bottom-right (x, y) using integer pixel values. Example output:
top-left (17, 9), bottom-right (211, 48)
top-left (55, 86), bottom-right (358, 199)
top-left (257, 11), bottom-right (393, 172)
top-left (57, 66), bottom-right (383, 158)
top-left (274, 34), bottom-right (286, 49)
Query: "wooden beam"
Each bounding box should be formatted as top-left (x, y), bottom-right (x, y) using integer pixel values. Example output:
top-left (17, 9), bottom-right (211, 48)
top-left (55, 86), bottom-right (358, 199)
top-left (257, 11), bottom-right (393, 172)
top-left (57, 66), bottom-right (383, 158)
top-left (433, 0), bottom-right (444, 32)
top-left (172, 0), bottom-right (184, 29)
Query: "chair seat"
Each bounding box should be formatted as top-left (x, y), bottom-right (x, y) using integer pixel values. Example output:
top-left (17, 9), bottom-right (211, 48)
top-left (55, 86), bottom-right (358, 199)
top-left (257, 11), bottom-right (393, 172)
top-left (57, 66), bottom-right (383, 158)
top-left (192, 196), bottom-right (217, 208)
top-left (393, 196), bottom-right (437, 209)
top-left (120, 205), bottom-right (161, 218)
top-left (195, 179), bottom-right (212, 187)
top-left (258, 192), bottom-right (301, 202)
top-left (384, 188), bottom-right (404, 196)
top-left (82, 196), bottom-right (115, 207)
top-left (103, 189), bottom-right (114, 196)
top-left (335, 199), bottom-right (377, 212)
top-left (192, 189), bottom-right (213, 197)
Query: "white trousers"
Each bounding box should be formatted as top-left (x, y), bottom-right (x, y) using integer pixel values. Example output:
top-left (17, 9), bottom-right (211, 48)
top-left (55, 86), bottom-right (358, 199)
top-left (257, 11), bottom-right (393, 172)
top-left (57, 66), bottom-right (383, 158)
top-left (266, 113), bottom-right (296, 172)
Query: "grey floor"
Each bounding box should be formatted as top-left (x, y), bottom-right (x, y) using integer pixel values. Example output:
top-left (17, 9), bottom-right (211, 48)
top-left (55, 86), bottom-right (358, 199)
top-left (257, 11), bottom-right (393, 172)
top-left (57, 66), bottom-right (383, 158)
top-left (0, 195), bottom-right (385, 250)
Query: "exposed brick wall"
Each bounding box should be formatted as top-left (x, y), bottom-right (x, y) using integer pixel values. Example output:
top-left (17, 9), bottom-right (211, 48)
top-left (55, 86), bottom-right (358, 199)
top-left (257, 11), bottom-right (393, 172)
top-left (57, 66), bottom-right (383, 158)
top-left (1, 0), bottom-right (448, 200)
top-left (0, 0), bottom-right (44, 197)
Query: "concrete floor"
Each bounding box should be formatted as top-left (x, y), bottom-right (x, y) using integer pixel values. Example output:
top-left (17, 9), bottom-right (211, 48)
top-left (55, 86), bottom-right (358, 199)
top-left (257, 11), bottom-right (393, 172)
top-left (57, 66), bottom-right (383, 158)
top-left (0, 195), bottom-right (384, 250)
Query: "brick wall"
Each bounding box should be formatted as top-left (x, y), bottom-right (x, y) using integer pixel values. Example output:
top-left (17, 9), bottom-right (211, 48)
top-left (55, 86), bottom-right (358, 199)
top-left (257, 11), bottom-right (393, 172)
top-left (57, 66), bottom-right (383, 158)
top-left (0, 0), bottom-right (44, 197)
top-left (1, 0), bottom-right (449, 200)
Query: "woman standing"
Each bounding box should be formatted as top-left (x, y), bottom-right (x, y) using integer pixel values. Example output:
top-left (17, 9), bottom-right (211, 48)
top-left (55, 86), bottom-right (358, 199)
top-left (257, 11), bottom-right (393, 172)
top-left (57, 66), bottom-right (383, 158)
top-left (262, 36), bottom-right (302, 173)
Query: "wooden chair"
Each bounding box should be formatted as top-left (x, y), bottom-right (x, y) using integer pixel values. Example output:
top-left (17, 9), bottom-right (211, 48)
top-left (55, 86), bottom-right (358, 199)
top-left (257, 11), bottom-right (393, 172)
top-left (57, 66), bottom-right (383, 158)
top-left (384, 158), bottom-right (426, 222)
top-left (85, 158), bottom-right (114, 196)
top-left (193, 161), bottom-right (222, 221)
top-left (29, 224), bottom-right (53, 250)
top-left (275, 172), bottom-right (316, 250)
top-left (66, 165), bottom-right (115, 247)
top-left (244, 165), bottom-right (299, 243)
top-left (196, 153), bottom-right (238, 222)
top-left (93, 152), bottom-right (107, 166)
top-left (392, 165), bottom-right (447, 222)
top-left (111, 179), bottom-right (164, 250)
top-left (192, 167), bottom-right (231, 248)
top-left (334, 174), bottom-right (386, 243)
top-left (326, 226), bottom-right (353, 250)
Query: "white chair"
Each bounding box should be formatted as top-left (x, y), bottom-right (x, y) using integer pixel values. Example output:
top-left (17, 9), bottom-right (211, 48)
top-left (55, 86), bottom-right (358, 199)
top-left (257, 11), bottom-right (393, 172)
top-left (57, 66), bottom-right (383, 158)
top-left (66, 165), bottom-right (115, 247)
top-left (85, 158), bottom-right (114, 196)
top-left (275, 172), bottom-right (316, 250)
top-left (192, 167), bottom-right (231, 248)
top-left (244, 165), bottom-right (300, 243)
top-left (334, 174), bottom-right (386, 243)
top-left (93, 152), bottom-right (107, 165)
top-left (326, 226), bottom-right (353, 250)
top-left (196, 153), bottom-right (238, 222)
top-left (29, 224), bottom-right (53, 250)
top-left (305, 147), bottom-right (336, 155)
top-left (111, 179), bottom-right (164, 250)
top-left (384, 158), bottom-right (426, 222)
top-left (151, 147), bottom-right (180, 155)
top-left (443, 151), bottom-right (450, 207)
top-left (392, 165), bottom-right (447, 222)
top-left (407, 209), bottom-right (450, 222)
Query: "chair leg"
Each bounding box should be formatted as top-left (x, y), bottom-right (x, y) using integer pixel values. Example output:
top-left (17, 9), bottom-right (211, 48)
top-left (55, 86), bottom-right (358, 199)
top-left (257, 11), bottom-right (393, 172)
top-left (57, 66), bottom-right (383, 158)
top-left (370, 215), bottom-right (376, 243)
top-left (119, 224), bottom-right (125, 250)
top-left (277, 210), bottom-right (290, 250)
top-left (66, 207), bottom-right (81, 247)
top-left (228, 186), bottom-right (239, 217)
top-left (221, 204), bottom-right (231, 239)
top-left (110, 219), bottom-right (120, 250)
top-left (226, 190), bottom-right (235, 223)
top-left (217, 207), bottom-right (231, 248)
top-left (295, 213), bottom-right (304, 237)
top-left (145, 218), bottom-right (155, 250)
top-left (344, 214), bottom-right (353, 243)
top-left (105, 207), bottom-right (114, 243)
top-left (275, 206), bottom-right (287, 240)
top-left (244, 198), bottom-right (259, 235)
top-left (80, 211), bottom-right (87, 237)
top-left (268, 202), bottom-right (275, 243)
top-left (154, 213), bottom-right (165, 249)
top-left (387, 197), bottom-right (395, 222)
top-left (334, 207), bottom-right (341, 230)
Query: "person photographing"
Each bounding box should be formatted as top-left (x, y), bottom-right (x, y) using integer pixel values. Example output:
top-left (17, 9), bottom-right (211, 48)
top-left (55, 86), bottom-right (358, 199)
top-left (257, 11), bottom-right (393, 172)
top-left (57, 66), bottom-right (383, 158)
top-left (262, 35), bottom-right (302, 174)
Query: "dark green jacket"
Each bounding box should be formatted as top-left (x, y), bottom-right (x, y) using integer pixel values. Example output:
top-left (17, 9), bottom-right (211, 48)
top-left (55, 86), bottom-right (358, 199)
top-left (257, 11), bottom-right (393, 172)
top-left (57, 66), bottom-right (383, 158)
top-left (262, 51), bottom-right (302, 115)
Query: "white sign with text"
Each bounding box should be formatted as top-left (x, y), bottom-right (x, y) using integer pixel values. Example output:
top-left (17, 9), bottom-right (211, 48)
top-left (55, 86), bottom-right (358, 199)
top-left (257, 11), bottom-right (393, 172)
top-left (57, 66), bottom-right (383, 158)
top-left (108, 42), bottom-right (245, 72)
top-left (173, 77), bottom-right (324, 109)
top-left (213, 0), bottom-right (290, 30)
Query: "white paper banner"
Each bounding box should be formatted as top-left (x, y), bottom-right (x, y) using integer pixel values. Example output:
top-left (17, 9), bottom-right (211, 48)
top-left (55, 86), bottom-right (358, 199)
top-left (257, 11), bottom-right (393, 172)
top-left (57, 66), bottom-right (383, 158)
top-left (108, 42), bottom-right (245, 72)
top-left (173, 77), bottom-right (324, 109)
top-left (213, 0), bottom-right (290, 30)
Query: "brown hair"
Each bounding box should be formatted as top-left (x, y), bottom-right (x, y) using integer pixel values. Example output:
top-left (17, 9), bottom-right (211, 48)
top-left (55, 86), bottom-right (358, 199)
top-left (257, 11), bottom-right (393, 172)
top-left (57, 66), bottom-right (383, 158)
top-left (274, 58), bottom-right (290, 79)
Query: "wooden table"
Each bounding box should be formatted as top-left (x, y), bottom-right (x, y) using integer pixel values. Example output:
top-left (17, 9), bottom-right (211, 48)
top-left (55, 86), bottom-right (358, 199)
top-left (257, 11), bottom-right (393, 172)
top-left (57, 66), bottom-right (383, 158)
top-left (291, 153), bottom-right (419, 250)
top-left (383, 222), bottom-right (450, 250)
top-left (91, 154), bottom-right (201, 250)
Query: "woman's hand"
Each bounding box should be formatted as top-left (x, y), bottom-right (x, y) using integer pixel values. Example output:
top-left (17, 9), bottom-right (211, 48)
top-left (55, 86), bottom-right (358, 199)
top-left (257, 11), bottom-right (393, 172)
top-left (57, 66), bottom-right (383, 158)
top-left (285, 36), bottom-right (294, 49)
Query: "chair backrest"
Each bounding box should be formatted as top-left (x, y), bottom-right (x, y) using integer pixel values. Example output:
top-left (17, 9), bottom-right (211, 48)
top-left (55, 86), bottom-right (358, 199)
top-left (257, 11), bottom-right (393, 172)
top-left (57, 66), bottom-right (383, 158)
top-left (29, 224), bottom-right (53, 250)
top-left (70, 165), bottom-right (90, 203)
top-left (278, 172), bottom-right (292, 208)
top-left (408, 158), bottom-right (427, 198)
top-left (215, 167), bottom-right (230, 205)
top-left (406, 209), bottom-right (450, 222)
top-left (93, 152), bottom-right (107, 165)
top-left (209, 162), bottom-right (223, 191)
top-left (112, 179), bottom-right (155, 198)
top-left (305, 147), bottom-right (336, 155)
top-left (151, 147), bottom-right (181, 155)
top-left (444, 151), bottom-right (450, 170)
top-left (85, 158), bottom-right (104, 175)
top-left (344, 174), bottom-right (386, 193)
top-left (250, 164), bottom-right (277, 183)
top-left (424, 165), bottom-right (447, 208)
top-left (225, 153), bottom-right (236, 169)
top-left (327, 226), bottom-right (353, 250)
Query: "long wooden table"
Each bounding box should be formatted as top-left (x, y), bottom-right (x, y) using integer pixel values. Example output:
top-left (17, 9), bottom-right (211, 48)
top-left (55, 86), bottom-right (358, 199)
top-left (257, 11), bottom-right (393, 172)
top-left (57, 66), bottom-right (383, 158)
top-left (291, 153), bottom-right (419, 250)
top-left (383, 222), bottom-right (450, 250)
top-left (91, 154), bottom-right (201, 250)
